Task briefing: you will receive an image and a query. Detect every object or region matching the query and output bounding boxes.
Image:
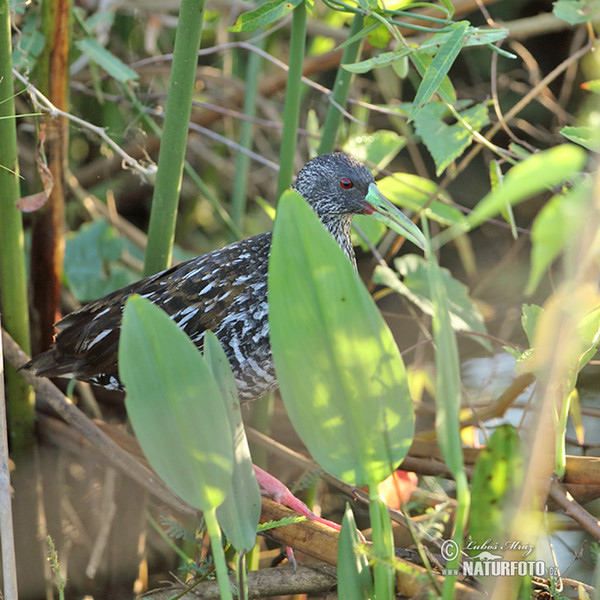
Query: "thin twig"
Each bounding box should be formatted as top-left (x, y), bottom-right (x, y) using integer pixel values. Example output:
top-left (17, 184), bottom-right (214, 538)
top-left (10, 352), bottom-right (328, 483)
top-left (130, 41), bottom-right (365, 126)
top-left (548, 479), bottom-right (600, 540)
top-left (12, 70), bottom-right (157, 178)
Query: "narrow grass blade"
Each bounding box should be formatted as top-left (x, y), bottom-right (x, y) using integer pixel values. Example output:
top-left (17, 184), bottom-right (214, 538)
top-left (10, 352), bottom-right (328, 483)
top-left (338, 504), bottom-right (373, 600)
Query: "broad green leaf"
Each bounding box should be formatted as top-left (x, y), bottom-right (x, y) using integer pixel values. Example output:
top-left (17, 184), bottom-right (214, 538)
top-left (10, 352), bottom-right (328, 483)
top-left (527, 183), bottom-right (588, 294)
top-left (269, 191), bottom-right (414, 486)
top-left (120, 296), bottom-right (233, 511)
top-left (374, 255), bottom-right (490, 350)
top-left (64, 220), bottom-right (135, 302)
top-left (464, 145), bottom-right (586, 232)
top-left (204, 332), bottom-right (260, 554)
top-left (392, 54), bottom-right (409, 78)
top-left (352, 214), bottom-right (387, 251)
top-left (469, 425), bottom-right (523, 551)
top-left (413, 100), bottom-right (489, 175)
top-left (75, 38), bottom-right (139, 82)
top-left (343, 130), bottom-right (406, 172)
top-left (377, 173), bottom-right (465, 226)
top-left (365, 17), bottom-right (391, 48)
top-left (560, 125), bottom-right (600, 151)
top-left (409, 21), bottom-right (470, 121)
top-left (337, 504), bottom-right (373, 600)
top-left (228, 0), bottom-right (303, 32)
top-left (553, 0), bottom-right (600, 24)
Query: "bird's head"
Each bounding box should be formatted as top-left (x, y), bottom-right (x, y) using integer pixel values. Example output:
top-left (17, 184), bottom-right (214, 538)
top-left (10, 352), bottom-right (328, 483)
top-left (292, 152), bottom-right (426, 251)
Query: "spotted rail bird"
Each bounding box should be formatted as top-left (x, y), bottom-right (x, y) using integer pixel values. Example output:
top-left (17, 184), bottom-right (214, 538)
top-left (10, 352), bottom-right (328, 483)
top-left (25, 153), bottom-right (425, 398)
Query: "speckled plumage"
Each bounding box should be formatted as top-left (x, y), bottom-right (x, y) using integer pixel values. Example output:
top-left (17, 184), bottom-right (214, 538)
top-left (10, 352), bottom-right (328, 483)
top-left (25, 153), bottom-right (402, 400)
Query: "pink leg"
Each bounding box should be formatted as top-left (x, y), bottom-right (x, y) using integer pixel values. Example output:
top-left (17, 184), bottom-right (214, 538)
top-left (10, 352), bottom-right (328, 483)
top-left (253, 465), bottom-right (341, 531)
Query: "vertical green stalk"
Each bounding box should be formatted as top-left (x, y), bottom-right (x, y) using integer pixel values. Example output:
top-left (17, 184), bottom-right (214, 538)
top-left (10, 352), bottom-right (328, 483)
top-left (144, 0), bottom-right (207, 276)
top-left (276, 1), bottom-right (307, 199)
top-left (317, 13), bottom-right (364, 155)
top-left (203, 507), bottom-right (233, 600)
top-left (230, 38), bottom-right (265, 241)
top-left (369, 486), bottom-right (395, 600)
top-left (425, 219), bottom-right (470, 599)
top-left (0, 0), bottom-right (34, 449)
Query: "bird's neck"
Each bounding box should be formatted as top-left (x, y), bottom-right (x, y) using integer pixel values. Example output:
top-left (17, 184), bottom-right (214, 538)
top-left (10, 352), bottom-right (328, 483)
top-left (321, 216), bottom-right (357, 268)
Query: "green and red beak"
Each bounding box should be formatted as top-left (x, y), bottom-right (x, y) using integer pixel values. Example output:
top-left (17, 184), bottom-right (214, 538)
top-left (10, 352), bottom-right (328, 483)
top-left (364, 183), bottom-right (427, 251)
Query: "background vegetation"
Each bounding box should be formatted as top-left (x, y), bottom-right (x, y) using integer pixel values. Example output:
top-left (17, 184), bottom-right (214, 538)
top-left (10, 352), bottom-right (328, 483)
top-left (0, 0), bottom-right (599, 598)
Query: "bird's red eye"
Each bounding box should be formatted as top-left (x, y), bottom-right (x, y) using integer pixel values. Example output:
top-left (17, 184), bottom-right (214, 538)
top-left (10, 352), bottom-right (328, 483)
top-left (340, 178), bottom-right (353, 189)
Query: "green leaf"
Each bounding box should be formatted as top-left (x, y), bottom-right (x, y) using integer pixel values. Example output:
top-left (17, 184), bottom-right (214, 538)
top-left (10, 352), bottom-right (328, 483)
top-left (377, 173), bottom-right (465, 227)
top-left (120, 296), bottom-right (233, 512)
top-left (64, 220), bottom-right (136, 302)
top-left (337, 20), bottom-right (380, 51)
top-left (560, 125), bottom-right (600, 151)
top-left (575, 305), bottom-right (600, 371)
top-left (268, 191), bottom-right (414, 486)
top-left (12, 16), bottom-right (45, 71)
top-left (490, 160), bottom-right (517, 239)
top-left (469, 425), bottom-right (523, 550)
top-left (365, 17), bottom-right (391, 48)
top-left (426, 246), bottom-right (464, 477)
top-left (75, 37), bottom-right (139, 82)
top-left (527, 183), bottom-right (588, 294)
top-left (343, 130), bottom-right (406, 172)
top-left (374, 255), bottom-right (490, 350)
top-left (413, 100), bottom-right (489, 175)
top-left (410, 50), bottom-right (456, 105)
top-left (338, 504), bottom-right (374, 600)
top-left (409, 21), bottom-right (470, 121)
top-left (228, 0), bottom-right (303, 32)
top-left (523, 285), bottom-right (600, 381)
top-left (553, 0), bottom-right (600, 24)
top-left (352, 214), bottom-right (387, 251)
top-left (463, 144), bottom-right (586, 232)
top-left (343, 47), bottom-right (412, 74)
top-left (257, 516), bottom-right (306, 532)
top-left (426, 25), bottom-right (508, 50)
top-left (204, 332), bottom-right (260, 554)
top-left (521, 303), bottom-right (543, 347)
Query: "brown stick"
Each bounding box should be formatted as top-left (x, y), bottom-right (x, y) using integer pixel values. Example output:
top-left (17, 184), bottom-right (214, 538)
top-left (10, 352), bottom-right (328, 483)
top-left (31, 0), bottom-right (71, 352)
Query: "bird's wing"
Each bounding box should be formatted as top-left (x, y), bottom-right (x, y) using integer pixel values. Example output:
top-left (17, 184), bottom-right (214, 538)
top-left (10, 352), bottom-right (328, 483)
top-left (26, 233), bottom-right (272, 385)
